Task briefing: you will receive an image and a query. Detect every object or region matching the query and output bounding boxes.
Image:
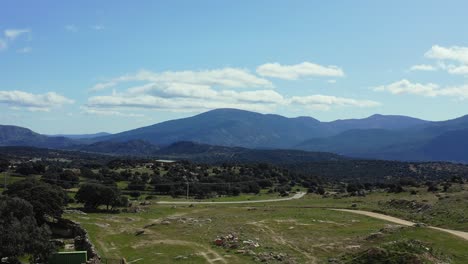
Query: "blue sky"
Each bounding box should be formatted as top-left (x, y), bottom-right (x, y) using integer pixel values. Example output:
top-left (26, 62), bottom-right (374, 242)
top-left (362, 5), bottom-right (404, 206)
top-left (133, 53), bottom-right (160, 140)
top-left (1, 0), bottom-right (468, 134)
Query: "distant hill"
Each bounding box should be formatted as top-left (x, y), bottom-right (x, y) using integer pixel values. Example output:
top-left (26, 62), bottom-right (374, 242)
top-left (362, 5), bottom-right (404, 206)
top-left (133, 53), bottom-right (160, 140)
top-left (3, 109), bottom-right (468, 163)
top-left (328, 114), bottom-right (429, 131)
top-left (0, 125), bottom-right (75, 149)
top-left (295, 129), bottom-right (423, 155)
top-left (295, 115), bottom-right (468, 162)
top-left (73, 139), bottom-right (160, 156)
top-left (92, 108), bottom-right (431, 149)
top-left (92, 108), bottom-right (328, 148)
top-left (419, 129), bottom-right (468, 163)
top-left (51, 132), bottom-right (111, 139)
top-left (155, 141), bottom-right (344, 164)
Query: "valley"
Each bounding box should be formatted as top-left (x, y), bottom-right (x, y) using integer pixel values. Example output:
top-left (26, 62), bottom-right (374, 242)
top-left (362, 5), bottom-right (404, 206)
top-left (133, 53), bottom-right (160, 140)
top-left (1, 148), bottom-right (467, 263)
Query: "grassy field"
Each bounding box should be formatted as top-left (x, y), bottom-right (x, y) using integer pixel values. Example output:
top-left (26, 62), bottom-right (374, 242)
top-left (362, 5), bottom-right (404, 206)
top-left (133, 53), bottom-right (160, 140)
top-left (65, 193), bottom-right (468, 264)
top-left (4, 172), bottom-right (467, 263)
top-left (273, 186), bottom-right (468, 232)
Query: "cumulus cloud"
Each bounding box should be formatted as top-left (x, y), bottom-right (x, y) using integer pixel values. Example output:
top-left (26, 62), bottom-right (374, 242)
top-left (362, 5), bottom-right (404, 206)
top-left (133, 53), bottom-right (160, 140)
top-left (425, 45), bottom-right (468, 64)
top-left (86, 94), bottom-right (279, 113)
top-left (86, 65), bottom-right (377, 113)
top-left (86, 82), bottom-right (377, 113)
top-left (289, 95), bottom-right (380, 110)
top-left (0, 90), bottom-right (74, 111)
top-left (423, 45), bottom-right (468, 75)
top-left (122, 68), bottom-right (273, 88)
top-left (89, 81), bottom-right (117, 92)
top-left (80, 106), bottom-right (143, 117)
top-left (446, 64), bottom-right (468, 75)
top-left (374, 79), bottom-right (468, 99)
top-left (1, 28), bottom-right (31, 52)
top-left (409, 64), bottom-right (436, 71)
top-left (256, 62), bottom-right (345, 80)
top-left (4, 29), bottom-right (30, 40)
top-left (91, 68), bottom-right (273, 93)
top-left (373, 79), bottom-right (439, 96)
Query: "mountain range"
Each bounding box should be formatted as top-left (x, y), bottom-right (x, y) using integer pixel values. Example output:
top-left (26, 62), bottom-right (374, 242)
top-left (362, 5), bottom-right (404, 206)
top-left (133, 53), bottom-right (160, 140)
top-left (1, 108), bottom-right (467, 163)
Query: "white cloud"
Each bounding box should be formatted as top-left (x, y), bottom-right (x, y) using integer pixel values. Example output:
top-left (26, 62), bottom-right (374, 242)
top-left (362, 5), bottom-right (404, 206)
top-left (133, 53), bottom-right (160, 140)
top-left (447, 65), bottom-right (468, 75)
top-left (0, 90), bottom-right (74, 111)
top-left (220, 90), bottom-right (285, 104)
top-left (127, 82), bottom-right (218, 99)
top-left (373, 79), bottom-right (439, 96)
top-left (80, 107), bottom-right (143, 117)
top-left (289, 95), bottom-right (380, 110)
top-left (87, 82), bottom-right (376, 113)
top-left (118, 68), bottom-right (273, 88)
top-left (65, 25), bottom-right (78, 32)
top-left (423, 45), bottom-right (468, 75)
top-left (17, 47), bottom-right (32, 53)
top-left (1, 29), bottom-right (31, 52)
top-left (89, 81), bottom-right (117, 92)
top-left (432, 85), bottom-right (468, 99)
top-left (256, 62), bottom-right (345, 80)
top-left (86, 94), bottom-right (278, 113)
top-left (425, 45), bottom-right (468, 64)
top-left (125, 82), bottom-right (285, 104)
top-left (374, 79), bottom-right (468, 99)
top-left (4, 29), bottom-right (30, 40)
top-left (409, 64), bottom-right (436, 71)
top-left (87, 65), bottom-right (378, 113)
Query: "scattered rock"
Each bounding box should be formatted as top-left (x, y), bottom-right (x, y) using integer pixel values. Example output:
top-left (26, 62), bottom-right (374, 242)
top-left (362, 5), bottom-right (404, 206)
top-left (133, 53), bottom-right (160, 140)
top-left (143, 223), bottom-right (157, 229)
top-left (255, 252), bottom-right (296, 263)
top-left (414, 222), bottom-right (428, 228)
top-left (134, 230), bottom-right (145, 236)
top-left (366, 232), bottom-right (384, 240)
top-left (380, 224), bottom-right (405, 234)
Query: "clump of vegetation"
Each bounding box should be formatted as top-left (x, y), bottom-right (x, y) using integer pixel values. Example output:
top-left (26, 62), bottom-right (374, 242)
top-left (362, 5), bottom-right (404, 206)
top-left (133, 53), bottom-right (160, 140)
top-left (75, 183), bottom-right (128, 211)
top-left (0, 196), bottom-right (56, 264)
top-left (3, 179), bottom-right (68, 224)
top-left (344, 240), bottom-right (447, 264)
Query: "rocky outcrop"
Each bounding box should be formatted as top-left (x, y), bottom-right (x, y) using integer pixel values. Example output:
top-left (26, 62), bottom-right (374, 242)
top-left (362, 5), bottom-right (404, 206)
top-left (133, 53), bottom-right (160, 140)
top-left (49, 218), bottom-right (101, 263)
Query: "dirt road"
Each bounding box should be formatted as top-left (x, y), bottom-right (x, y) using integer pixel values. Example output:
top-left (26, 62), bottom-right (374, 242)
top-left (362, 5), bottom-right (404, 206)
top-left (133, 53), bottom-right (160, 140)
top-left (157, 192), bottom-right (306, 205)
top-left (332, 209), bottom-right (468, 241)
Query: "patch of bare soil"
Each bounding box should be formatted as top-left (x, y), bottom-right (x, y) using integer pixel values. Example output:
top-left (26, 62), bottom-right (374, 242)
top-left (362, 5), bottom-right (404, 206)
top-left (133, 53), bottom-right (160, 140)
top-left (248, 220), bottom-right (316, 264)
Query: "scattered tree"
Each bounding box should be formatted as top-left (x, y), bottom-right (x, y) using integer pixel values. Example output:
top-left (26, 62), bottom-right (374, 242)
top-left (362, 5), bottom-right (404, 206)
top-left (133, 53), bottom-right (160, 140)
top-left (75, 183), bottom-right (122, 210)
top-left (0, 196), bottom-right (56, 263)
top-left (3, 179), bottom-right (68, 224)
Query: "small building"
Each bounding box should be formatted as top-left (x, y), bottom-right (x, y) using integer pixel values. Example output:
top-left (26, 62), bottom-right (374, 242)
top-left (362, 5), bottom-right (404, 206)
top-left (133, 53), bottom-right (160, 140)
top-left (48, 251), bottom-right (87, 264)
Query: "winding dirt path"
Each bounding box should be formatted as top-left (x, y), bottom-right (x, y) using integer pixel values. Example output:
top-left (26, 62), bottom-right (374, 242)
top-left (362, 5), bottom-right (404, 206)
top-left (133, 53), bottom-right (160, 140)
top-left (157, 192), bottom-right (306, 205)
top-left (332, 209), bottom-right (468, 241)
